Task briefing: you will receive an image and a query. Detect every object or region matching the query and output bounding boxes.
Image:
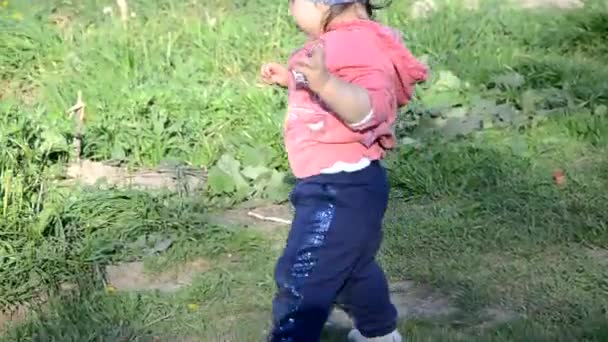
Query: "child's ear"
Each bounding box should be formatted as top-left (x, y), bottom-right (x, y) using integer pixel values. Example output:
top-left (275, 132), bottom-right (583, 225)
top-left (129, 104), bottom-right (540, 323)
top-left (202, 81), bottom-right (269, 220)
top-left (354, 3), bottom-right (368, 18)
top-left (314, 3), bottom-right (330, 11)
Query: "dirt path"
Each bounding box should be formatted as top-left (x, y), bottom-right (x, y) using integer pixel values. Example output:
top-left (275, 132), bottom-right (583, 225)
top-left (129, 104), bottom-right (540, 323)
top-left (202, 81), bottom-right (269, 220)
top-left (410, 0), bottom-right (585, 18)
top-left (515, 0), bottom-right (584, 9)
top-left (99, 201), bottom-right (517, 339)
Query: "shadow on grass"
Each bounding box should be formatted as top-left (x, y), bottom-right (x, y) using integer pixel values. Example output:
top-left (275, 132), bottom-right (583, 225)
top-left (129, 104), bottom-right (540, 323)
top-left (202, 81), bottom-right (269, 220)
top-left (323, 316), bottom-right (608, 341)
top-left (387, 129), bottom-right (608, 246)
top-left (530, 5), bottom-right (608, 56)
top-left (381, 120), bottom-right (608, 339)
top-left (401, 315), bottom-right (608, 342)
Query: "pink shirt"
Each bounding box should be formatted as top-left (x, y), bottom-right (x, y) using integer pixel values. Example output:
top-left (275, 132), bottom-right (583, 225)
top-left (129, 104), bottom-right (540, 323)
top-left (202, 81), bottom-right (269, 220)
top-left (284, 19), bottom-right (428, 179)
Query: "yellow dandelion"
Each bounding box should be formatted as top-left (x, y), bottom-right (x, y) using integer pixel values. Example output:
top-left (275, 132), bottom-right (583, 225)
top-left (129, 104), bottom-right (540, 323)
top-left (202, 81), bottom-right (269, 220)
top-left (187, 303), bottom-right (200, 311)
top-left (12, 12), bottom-right (23, 21)
top-left (105, 285), bottom-right (117, 294)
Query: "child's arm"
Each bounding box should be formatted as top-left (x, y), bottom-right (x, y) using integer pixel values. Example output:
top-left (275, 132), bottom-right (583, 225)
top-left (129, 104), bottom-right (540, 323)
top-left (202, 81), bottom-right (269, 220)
top-left (293, 44), bottom-right (386, 126)
top-left (314, 75), bottom-right (372, 125)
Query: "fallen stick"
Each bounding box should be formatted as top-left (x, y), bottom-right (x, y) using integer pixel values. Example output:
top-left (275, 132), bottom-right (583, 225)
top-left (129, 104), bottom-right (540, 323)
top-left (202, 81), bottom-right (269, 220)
top-left (116, 0), bottom-right (129, 23)
top-left (247, 211), bottom-right (292, 225)
top-left (67, 91), bottom-right (85, 162)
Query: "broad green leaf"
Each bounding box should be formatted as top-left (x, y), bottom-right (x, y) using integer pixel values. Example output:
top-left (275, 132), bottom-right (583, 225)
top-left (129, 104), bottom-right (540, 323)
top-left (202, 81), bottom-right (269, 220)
top-left (470, 97), bottom-right (499, 116)
top-left (240, 145), bottom-right (275, 167)
top-left (216, 154), bottom-right (241, 175)
top-left (400, 137), bottom-right (421, 147)
top-left (111, 145), bottom-right (126, 160)
top-left (442, 116), bottom-right (482, 139)
top-left (233, 185), bottom-right (252, 202)
top-left (417, 114), bottom-right (438, 130)
top-left (32, 203), bottom-right (58, 238)
top-left (420, 90), bottom-right (464, 110)
top-left (263, 170), bottom-right (290, 203)
top-left (491, 72), bottom-right (525, 88)
top-left (207, 166), bottom-right (235, 194)
top-left (493, 104), bottom-right (519, 126)
top-left (511, 136), bottom-right (528, 157)
top-left (213, 154), bottom-right (251, 199)
top-left (521, 89), bottom-right (539, 115)
top-left (434, 70), bottom-right (462, 91)
top-left (40, 130), bottom-right (68, 153)
top-left (418, 70), bottom-right (466, 111)
top-left (234, 178), bottom-right (251, 196)
top-left (444, 107), bottom-right (468, 119)
top-left (411, 114), bottom-right (440, 138)
top-left (242, 165), bottom-right (271, 180)
top-left (144, 236), bottom-right (174, 256)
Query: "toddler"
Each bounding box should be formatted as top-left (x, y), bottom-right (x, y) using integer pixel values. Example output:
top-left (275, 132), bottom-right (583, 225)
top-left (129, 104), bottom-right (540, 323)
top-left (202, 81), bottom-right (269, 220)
top-left (260, 1), bottom-right (428, 341)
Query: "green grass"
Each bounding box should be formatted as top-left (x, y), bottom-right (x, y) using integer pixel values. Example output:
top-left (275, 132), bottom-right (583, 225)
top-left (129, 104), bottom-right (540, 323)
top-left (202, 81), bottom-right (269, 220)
top-left (1, 0), bottom-right (608, 340)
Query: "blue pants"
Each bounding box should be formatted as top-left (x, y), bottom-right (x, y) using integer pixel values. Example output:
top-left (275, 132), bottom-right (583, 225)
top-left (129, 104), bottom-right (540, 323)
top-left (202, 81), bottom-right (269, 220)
top-left (270, 161), bottom-right (398, 342)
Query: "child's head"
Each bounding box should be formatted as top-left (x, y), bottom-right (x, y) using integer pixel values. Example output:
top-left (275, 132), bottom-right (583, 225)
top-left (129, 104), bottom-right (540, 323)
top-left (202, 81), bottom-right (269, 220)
top-left (288, 0), bottom-right (391, 36)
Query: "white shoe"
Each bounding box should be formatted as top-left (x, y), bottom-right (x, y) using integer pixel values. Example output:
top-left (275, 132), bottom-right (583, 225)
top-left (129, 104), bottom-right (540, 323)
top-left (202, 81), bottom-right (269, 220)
top-left (347, 329), bottom-right (403, 342)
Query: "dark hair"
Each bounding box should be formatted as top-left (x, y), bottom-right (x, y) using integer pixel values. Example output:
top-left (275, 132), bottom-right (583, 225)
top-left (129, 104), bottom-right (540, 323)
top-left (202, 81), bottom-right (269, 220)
top-left (323, 0), bottom-right (392, 31)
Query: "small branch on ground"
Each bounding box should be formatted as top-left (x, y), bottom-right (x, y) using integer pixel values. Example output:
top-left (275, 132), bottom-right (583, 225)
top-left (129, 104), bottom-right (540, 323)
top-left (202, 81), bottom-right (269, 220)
top-left (142, 312), bottom-right (175, 328)
top-left (116, 0), bottom-right (129, 23)
top-left (67, 91), bottom-right (85, 162)
top-left (247, 211), bottom-right (292, 225)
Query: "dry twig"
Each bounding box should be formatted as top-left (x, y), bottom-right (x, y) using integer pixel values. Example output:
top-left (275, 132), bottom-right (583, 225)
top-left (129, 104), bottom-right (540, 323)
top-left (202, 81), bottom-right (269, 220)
top-left (67, 91), bottom-right (85, 162)
top-left (116, 0), bottom-right (129, 23)
top-left (247, 211), bottom-right (292, 225)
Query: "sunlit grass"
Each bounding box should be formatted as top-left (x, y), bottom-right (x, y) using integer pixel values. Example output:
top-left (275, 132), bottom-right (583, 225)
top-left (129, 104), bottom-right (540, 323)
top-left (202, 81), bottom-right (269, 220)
top-left (1, 0), bottom-right (607, 340)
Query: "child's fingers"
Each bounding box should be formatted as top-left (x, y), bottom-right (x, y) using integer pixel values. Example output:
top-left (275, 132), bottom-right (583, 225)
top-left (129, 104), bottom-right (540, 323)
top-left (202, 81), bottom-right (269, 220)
top-left (261, 64), bottom-right (271, 77)
top-left (262, 73), bottom-right (275, 83)
top-left (260, 69), bottom-right (274, 84)
top-left (270, 75), bottom-right (284, 83)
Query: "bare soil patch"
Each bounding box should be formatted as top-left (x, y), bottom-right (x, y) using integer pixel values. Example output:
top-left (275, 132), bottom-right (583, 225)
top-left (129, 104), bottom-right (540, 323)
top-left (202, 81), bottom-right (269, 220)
top-left (0, 305), bottom-right (30, 333)
top-left (104, 258), bottom-right (211, 293)
top-left (0, 292), bottom-right (49, 332)
top-left (585, 247), bottom-right (608, 266)
top-left (327, 281), bottom-right (459, 329)
top-left (327, 281), bottom-right (516, 331)
top-left (64, 160), bottom-right (206, 192)
top-left (207, 202), bottom-right (293, 233)
top-left (515, 0), bottom-right (584, 9)
top-left (0, 80), bottom-right (38, 105)
top-left (410, 0), bottom-right (585, 18)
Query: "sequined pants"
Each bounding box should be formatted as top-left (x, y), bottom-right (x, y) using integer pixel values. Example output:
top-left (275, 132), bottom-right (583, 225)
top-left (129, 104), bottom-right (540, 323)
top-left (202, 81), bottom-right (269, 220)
top-left (269, 161), bottom-right (398, 342)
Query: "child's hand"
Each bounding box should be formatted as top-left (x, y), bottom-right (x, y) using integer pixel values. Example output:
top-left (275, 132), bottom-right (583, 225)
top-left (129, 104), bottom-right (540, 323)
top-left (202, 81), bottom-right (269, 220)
top-left (261, 63), bottom-right (289, 87)
top-left (292, 43), bottom-right (331, 94)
